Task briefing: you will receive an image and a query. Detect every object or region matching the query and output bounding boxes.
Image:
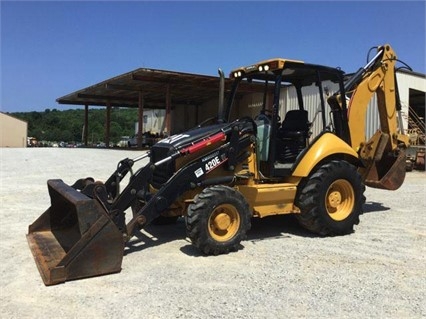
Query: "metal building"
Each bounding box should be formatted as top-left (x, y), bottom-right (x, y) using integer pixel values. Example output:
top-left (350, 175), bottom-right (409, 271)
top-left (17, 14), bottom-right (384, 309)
top-left (0, 112), bottom-right (28, 147)
top-left (396, 69), bottom-right (425, 146)
top-left (56, 68), bottom-right (235, 147)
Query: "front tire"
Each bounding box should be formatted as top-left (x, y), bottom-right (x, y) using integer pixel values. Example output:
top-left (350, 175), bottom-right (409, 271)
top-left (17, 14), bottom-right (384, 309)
top-left (185, 185), bottom-right (251, 255)
top-left (296, 160), bottom-right (365, 236)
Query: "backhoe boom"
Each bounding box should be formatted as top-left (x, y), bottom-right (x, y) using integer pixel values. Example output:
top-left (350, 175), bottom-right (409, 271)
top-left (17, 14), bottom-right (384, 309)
top-left (335, 44), bottom-right (410, 189)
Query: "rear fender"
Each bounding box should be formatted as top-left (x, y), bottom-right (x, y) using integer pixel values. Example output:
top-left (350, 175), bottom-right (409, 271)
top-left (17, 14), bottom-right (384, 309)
top-left (292, 132), bottom-right (359, 177)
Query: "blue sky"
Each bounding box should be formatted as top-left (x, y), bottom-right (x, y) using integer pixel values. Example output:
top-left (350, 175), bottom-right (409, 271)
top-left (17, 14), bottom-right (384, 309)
top-left (1, 1), bottom-right (425, 113)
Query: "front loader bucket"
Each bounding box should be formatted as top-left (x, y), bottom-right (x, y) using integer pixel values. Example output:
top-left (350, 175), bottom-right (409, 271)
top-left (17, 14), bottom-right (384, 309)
top-left (27, 179), bottom-right (124, 286)
top-left (363, 149), bottom-right (407, 190)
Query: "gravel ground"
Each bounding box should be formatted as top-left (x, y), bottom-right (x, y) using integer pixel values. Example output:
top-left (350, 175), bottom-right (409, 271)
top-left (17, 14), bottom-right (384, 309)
top-left (1, 148), bottom-right (425, 319)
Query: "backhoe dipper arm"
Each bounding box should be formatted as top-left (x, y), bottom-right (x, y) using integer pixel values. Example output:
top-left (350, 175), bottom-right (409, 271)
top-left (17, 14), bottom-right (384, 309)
top-left (343, 44), bottom-right (409, 190)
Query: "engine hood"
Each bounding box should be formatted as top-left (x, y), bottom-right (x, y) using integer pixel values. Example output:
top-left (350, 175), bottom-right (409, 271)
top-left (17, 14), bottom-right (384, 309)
top-left (155, 123), bottom-right (228, 150)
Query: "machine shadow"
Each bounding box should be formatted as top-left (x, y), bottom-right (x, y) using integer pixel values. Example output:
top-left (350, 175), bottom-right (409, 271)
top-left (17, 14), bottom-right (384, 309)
top-left (362, 201), bottom-right (390, 214)
top-left (125, 214), bottom-right (316, 257)
top-left (247, 214), bottom-right (315, 240)
top-left (124, 218), bottom-right (187, 256)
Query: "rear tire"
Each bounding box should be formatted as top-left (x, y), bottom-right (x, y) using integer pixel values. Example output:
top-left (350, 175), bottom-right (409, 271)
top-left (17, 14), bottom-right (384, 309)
top-left (296, 160), bottom-right (365, 236)
top-left (185, 185), bottom-right (251, 255)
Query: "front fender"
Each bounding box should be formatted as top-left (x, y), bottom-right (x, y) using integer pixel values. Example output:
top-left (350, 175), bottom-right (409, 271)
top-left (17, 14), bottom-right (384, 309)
top-left (292, 133), bottom-right (359, 177)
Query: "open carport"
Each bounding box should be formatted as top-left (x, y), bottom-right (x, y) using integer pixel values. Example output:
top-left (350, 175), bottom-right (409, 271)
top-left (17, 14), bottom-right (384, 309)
top-left (56, 68), bottom-right (232, 148)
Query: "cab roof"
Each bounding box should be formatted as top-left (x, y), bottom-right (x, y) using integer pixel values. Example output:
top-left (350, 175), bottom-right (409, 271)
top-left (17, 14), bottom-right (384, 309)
top-left (230, 58), bottom-right (345, 87)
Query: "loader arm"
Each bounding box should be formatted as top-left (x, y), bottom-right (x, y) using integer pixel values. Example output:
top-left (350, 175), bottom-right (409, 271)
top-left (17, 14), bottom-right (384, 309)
top-left (82, 121), bottom-right (253, 238)
top-left (123, 132), bottom-right (252, 238)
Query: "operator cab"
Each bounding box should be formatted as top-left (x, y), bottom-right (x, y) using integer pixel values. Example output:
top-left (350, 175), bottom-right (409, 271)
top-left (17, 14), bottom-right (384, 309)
top-left (226, 59), bottom-right (347, 178)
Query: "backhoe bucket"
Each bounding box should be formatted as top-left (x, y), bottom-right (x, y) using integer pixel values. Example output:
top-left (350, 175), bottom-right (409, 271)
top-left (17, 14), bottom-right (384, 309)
top-left (363, 149), bottom-right (407, 190)
top-left (27, 179), bottom-right (124, 286)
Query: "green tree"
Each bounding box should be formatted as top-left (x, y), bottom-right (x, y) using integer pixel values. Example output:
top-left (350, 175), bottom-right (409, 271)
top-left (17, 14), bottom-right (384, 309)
top-left (11, 108), bottom-right (141, 144)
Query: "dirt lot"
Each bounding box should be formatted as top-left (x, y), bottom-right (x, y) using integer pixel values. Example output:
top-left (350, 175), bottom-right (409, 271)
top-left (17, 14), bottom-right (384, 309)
top-left (1, 148), bottom-right (425, 319)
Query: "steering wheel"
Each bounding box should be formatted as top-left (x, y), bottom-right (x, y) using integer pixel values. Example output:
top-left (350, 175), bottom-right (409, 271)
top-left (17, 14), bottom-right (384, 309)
top-left (254, 113), bottom-right (271, 124)
top-left (256, 109), bottom-right (281, 122)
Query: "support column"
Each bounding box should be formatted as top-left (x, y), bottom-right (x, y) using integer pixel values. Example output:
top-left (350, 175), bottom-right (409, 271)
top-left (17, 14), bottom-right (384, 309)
top-left (165, 84), bottom-right (171, 136)
top-left (84, 104), bottom-right (89, 146)
top-left (105, 102), bottom-right (111, 148)
top-left (138, 92), bottom-right (144, 148)
top-left (196, 104), bottom-right (200, 125)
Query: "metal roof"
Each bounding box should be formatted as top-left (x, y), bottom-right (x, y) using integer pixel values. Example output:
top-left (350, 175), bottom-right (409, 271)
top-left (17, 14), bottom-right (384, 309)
top-left (56, 68), bottom-right (233, 108)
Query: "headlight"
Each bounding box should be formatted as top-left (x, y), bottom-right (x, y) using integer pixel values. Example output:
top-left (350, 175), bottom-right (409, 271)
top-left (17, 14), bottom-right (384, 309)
top-left (258, 64), bottom-right (269, 72)
top-left (233, 71), bottom-right (243, 78)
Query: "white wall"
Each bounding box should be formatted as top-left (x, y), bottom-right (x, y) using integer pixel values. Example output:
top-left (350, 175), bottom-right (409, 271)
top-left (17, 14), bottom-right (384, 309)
top-left (0, 112), bottom-right (28, 147)
top-left (134, 109), bottom-right (165, 134)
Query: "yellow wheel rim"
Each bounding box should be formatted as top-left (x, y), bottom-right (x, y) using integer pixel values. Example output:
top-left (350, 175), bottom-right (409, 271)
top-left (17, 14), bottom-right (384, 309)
top-left (326, 179), bottom-right (355, 221)
top-left (208, 204), bottom-right (240, 242)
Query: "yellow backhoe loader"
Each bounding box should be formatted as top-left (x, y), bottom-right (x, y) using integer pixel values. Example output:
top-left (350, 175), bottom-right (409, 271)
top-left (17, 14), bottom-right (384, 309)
top-left (27, 44), bottom-right (410, 285)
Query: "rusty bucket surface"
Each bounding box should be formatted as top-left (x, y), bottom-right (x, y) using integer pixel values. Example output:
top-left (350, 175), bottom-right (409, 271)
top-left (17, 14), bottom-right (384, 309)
top-left (364, 149), bottom-right (407, 190)
top-left (27, 179), bottom-right (124, 286)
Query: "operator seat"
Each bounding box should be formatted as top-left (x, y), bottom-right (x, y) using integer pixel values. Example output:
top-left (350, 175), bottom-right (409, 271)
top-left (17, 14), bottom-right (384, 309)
top-left (277, 110), bottom-right (311, 163)
top-left (279, 110), bottom-right (310, 139)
